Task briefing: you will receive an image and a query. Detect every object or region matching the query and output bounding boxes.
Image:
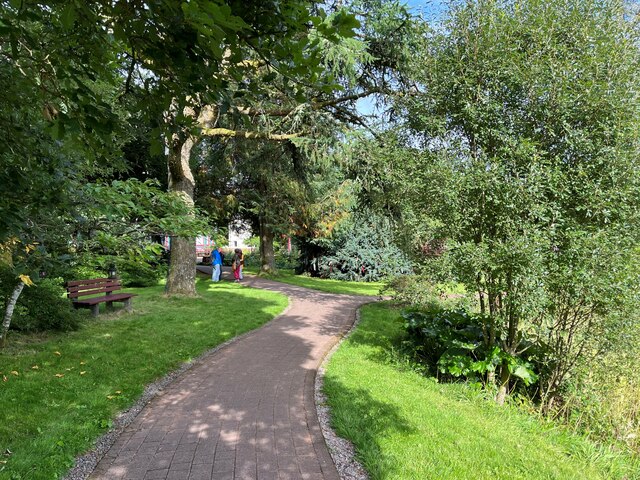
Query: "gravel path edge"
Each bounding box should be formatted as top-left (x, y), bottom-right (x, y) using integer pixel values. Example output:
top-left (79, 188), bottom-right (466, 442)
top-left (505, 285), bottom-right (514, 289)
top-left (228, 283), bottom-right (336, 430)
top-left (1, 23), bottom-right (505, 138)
top-left (314, 304), bottom-right (371, 480)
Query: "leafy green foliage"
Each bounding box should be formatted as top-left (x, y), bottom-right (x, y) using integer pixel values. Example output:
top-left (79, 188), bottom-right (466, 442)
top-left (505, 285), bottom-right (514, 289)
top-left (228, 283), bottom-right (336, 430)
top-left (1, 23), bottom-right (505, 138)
top-left (402, 309), bottom-right (538, 386)
top-left (355, 0), bottom-right (640, 407)
top-left (312, 210), bottom-right (411, 281)
top-left (59, 178), bottom-right (206, 287)
top-left (68, 254), bottom-right (166, 288)
top-left (115, 260), bottom-right (167, 288)
top-left (384, 274), bottom-right (469, 310)
top-left (0, 270), bottom-right (81, 333)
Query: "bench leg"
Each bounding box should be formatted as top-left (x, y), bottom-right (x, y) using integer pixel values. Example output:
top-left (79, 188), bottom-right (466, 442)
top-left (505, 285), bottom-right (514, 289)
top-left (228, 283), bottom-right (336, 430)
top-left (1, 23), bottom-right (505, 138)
top-left (123, 298), bottom-right (132, 313)
top-left (91, 304), bottom-right (100, 317)
top-left (106, 301), bottom-right (114, 311)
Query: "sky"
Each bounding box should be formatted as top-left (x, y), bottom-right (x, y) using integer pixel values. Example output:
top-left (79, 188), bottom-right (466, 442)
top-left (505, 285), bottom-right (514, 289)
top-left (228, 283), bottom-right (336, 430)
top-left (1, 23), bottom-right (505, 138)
top-left (406, 0), bottom-right (448, 19)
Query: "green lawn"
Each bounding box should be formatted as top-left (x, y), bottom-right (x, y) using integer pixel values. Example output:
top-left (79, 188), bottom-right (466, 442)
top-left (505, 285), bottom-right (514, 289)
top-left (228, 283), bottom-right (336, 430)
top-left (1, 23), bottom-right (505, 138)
top-left (0, 278), bottom-right (287, 480)
top-left (323, 302), bottom-right (640, 480)
top-left (248, 268), bottom-right (386, 296)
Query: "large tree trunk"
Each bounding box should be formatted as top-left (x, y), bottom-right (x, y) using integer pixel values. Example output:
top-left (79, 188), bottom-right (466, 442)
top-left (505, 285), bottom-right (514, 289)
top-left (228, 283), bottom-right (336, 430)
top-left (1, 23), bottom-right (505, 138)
top-left (259, 217), bottom-right (276, 274)
top-left (165, 133), bottom-right (197, 296)
top-left (1, 282), bottom-right (25, 348)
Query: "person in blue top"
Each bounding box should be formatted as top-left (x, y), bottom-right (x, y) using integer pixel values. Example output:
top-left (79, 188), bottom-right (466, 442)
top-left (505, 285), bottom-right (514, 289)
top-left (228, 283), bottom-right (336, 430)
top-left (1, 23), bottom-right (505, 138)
top-left (211, 247), bottom-right (223, 282)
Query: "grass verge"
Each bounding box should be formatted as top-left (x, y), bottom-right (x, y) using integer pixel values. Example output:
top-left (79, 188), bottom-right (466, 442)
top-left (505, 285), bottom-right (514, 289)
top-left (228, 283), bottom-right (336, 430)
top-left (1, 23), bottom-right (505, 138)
top-left (247, 268), bottom-right (386, 296)
top-left (0, 278), bottom-right (287, 480)
top-left (323, 302), bottom-right (639, 480)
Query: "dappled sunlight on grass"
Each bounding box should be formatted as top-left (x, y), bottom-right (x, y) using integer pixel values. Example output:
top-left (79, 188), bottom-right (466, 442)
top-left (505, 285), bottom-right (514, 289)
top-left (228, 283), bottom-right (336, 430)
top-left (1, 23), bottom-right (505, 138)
top-left (254, 269), bottom-right (386, 296)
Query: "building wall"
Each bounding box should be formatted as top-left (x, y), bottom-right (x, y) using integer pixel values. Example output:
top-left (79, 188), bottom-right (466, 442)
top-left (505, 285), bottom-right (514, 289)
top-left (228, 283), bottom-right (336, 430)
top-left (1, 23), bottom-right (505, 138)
top-left (228, 221), bottom-right (252, 249)
top-left (161, 224), bottom-right (252, 258)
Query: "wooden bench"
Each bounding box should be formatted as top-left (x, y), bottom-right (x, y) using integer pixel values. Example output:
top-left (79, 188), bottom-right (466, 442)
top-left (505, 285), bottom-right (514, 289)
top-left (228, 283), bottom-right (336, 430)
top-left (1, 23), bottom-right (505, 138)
top-left (65, 278), bottom-right (136, 317)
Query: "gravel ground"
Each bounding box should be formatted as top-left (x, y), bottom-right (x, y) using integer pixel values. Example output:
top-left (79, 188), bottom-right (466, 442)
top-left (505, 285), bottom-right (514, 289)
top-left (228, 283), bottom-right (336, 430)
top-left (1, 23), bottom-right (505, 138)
top-left (315, 308), bottom-right (369, 480)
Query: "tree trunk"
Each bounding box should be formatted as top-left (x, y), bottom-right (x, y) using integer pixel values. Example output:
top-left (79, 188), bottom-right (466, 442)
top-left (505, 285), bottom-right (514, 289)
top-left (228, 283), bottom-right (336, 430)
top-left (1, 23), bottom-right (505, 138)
top-left (259, 218), bottom-right (276, 274)
top-left (1, 282), bottom-right (25, 348)
top-left (495, 361), bottom-right (510, 405)
top-left (165, 133), bottom-right (197, 296)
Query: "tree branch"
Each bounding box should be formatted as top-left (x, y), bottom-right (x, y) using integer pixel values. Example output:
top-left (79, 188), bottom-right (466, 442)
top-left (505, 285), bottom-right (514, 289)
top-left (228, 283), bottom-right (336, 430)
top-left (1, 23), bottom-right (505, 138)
top-left (201, 128), bottom-right (301, 141)
top-left (231, 88), bottom-right (381, 117)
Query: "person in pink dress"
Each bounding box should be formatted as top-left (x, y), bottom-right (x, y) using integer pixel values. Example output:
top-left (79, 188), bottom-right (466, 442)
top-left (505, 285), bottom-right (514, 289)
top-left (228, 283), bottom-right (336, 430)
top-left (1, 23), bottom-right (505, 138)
top-left (232, 249), bottom-right (242, 282)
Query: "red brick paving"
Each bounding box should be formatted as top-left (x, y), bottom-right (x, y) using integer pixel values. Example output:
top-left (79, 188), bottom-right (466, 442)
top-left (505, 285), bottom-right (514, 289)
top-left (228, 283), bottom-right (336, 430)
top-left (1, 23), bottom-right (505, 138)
top-left (89, 272), bottom-right (372, 480)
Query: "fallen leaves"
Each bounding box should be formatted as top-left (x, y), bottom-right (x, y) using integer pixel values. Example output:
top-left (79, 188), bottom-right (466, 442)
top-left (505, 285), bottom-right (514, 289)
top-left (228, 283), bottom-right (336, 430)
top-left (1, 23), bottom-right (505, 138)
top-left (106, 391), bottom-right (123, 400)
top-left (10, 371), bottom-right (18, 376)
top-left (54, 374), bottom-right (64, 378)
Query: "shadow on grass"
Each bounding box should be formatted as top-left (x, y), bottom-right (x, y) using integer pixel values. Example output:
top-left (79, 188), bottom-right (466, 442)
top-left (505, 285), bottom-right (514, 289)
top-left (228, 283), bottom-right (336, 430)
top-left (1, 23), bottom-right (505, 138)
top-left (320, 302), bottom-right (417, 479)
top-left (323, 374), bottom-right (415, 479)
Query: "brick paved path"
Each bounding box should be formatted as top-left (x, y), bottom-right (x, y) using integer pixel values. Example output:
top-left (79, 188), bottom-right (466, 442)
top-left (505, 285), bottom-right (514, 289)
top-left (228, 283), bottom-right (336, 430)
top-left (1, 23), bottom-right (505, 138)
top-left (89, 270), bottom-right (372, 480)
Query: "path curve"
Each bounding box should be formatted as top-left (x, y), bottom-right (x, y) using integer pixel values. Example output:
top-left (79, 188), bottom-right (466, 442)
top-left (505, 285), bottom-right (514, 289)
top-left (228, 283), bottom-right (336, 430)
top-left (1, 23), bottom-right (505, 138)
top-left (89, 270), bottom-right (372, 480)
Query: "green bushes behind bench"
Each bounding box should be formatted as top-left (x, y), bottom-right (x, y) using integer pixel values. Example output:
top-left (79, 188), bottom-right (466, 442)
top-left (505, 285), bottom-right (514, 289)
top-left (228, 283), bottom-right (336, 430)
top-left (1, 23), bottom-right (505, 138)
top-left (0, 269), bottom-right (81, 333)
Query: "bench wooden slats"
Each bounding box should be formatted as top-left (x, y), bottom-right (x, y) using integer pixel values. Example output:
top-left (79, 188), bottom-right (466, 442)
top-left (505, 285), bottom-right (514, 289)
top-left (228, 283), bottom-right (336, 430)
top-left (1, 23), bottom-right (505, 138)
top-left (67, 286), bottom-right (121, 298)
top-left (74, 293), bottom-right (135, 306)
top-left (65, 278), bottom-right (136, 317)
top-left (66, 278), bottom-right (119, 287)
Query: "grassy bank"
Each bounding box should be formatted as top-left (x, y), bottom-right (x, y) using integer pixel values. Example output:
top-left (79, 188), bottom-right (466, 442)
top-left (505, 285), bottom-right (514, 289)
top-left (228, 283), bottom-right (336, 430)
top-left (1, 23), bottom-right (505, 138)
top-left (323, 303), bottom-right (639, 480)
top-left (248, 268), bottom-right (386, 296)
top-left (0, 278), bottom-right (287, 480)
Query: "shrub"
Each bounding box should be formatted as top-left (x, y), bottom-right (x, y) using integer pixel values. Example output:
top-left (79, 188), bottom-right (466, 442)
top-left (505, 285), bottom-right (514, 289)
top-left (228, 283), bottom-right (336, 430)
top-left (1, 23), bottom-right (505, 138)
top-left (275, 252), bottom-right (298, 270)
top-left (385, 274), bottom-right (470, 310)
top-left (10, 278), bottom-right (82, 333)
top-left (402, 308), bottom-right (537, 387)
top-left (67, 254), bottom-right (165, 287)
top-left (115, 258), bottom-right (165, 287)
top-left (67, 264), bottom-right (103, 281)
top-left (315, 211), bottom-right (412, 282)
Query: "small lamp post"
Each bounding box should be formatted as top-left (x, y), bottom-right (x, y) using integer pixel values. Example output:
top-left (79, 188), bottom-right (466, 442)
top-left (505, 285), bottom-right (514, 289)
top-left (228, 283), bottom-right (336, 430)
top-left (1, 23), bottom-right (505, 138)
top-left (107, 265), bottom-right (117, 279)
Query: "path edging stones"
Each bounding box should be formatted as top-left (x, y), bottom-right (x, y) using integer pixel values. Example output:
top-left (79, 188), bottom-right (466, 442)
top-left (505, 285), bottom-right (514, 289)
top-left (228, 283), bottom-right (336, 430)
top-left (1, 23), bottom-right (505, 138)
top-left (315, 305), bottom-right (371, 480)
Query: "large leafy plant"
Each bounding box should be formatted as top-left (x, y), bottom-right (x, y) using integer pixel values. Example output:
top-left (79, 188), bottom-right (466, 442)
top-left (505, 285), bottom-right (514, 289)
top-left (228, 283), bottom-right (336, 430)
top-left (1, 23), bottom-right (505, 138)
top-left (403, 309), bottom-right (538, 388)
